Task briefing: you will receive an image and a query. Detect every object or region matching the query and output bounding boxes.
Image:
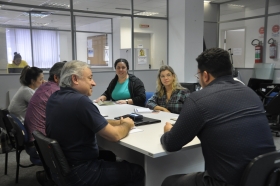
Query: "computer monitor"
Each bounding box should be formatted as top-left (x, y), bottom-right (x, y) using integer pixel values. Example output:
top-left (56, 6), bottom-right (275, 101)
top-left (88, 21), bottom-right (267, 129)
top-left (180, 83), bottom-right (200, 93)
top-left (8, 68), bottom-right (23, 73)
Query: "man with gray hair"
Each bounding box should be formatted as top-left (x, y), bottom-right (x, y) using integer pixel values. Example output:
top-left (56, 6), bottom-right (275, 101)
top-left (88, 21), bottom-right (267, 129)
top-left (46, 60), bottom-right (145, 186)
top-left (25, 62), bottom-right (65, 164)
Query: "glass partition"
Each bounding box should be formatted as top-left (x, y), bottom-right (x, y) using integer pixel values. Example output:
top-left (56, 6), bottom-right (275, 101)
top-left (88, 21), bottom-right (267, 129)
top-left (0, 9), bottom-right (31, 73)
top-left (1, 0), bottom-right (70, 8)
top-left (266, 15), bottom-right (280, 67)
top-left (0, 0), bottom-right (167, 73)
top-left (133, 18), bottom-right (167, 70)
top-left (219, 18), bottom-right (265, 68)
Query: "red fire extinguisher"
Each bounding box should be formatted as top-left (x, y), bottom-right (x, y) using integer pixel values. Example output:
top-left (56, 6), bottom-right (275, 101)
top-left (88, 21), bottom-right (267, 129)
top-left (268, 38), bottom-right (277, 59)
top-left (251, 39), bottom-right (263, 63)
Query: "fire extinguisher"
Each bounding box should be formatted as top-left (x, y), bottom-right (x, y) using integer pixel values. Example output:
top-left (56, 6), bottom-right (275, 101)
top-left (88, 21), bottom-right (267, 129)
top-left (268, 38), bottom-right (277, 59)
top-left (251, 39), bottom-right (263, 63)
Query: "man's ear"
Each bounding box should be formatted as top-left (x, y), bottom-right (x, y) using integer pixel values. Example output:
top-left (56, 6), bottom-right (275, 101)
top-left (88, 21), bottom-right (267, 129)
top-left (71, 74), bottom-right (79, 85)
top-left (53, 75), bottom-right (59, 83)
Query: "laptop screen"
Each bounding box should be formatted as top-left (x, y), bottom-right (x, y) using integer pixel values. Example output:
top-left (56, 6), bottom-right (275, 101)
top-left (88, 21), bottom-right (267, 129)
top-left (8, 68), bottom-right (23, 73)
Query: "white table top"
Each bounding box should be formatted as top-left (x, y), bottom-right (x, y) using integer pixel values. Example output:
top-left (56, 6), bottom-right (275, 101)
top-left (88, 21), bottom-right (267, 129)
top-left (95, 103), bottom-right (201, 158)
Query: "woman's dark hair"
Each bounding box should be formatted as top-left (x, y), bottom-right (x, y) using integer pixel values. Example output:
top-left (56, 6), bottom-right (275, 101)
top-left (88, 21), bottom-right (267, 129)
top-left (13, 52), bottom-right (22, 61)
top-left (196, 48), bottom-right (232, 78)
top-left (114, 58), bottom-right (129, 70)
top-left (20, 66), bottom-right (43, 86)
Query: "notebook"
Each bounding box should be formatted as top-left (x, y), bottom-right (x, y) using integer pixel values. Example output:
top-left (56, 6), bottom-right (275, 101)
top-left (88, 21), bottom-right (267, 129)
top-left (114, 114), bottom-right (161, 126)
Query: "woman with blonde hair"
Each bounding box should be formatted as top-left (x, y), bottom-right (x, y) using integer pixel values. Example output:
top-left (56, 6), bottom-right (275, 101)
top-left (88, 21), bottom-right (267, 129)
top-left (146, 65), bottom-right (190, 114)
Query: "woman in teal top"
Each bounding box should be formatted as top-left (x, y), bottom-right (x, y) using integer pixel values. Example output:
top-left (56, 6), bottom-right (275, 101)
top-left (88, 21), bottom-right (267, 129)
top-left (95, 58), bottom-right (146, 107)
top-left (111, 78), bottom-right (131, 100)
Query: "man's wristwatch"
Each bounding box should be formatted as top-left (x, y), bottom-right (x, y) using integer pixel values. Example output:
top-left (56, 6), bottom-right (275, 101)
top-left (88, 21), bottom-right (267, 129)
top-left (126, 99), bottom-right (128, 104)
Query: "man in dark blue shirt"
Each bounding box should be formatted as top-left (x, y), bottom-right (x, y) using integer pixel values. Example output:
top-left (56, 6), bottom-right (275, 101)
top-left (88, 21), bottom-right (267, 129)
top-left (46, 60), bottom-right (144, 186)
top-left (161, 48), bottom-right (275, 186)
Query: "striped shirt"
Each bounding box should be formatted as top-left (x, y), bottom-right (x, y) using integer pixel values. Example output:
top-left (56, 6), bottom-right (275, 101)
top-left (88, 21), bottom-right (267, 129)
top-left (24, 81), bottom-right (59, 142)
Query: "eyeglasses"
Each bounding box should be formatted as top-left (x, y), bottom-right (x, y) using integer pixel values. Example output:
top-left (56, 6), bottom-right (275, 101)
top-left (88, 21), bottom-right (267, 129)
top-left (194, 72), bottom-right (200, 80)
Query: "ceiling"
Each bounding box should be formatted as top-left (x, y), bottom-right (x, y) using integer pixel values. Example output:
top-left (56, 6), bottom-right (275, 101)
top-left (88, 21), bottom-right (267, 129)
top-left (0, 0), bottom-right (278, 30)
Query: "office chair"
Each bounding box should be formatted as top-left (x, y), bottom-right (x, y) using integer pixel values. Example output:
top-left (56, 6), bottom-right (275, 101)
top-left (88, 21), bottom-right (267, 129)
top-left (247, 78), bottom-right (273, 101)
top-left (4, 114), bottom-right (37, 183)
top-left (32, 130), bottom-right (71, 186)
top-left (259, 84), bottom-right (280, 137)
top-left (180, 83), bottom-right (199, 93)
top-left (0, 110), bottom-right (13, 176)
top-left (239, 150), bottom-right (280, 186)
top-left (264, 94), bottom-right (280, 137)
top-left (1, 109), bottom-right (15, 176)
top-left (145, 92), bottom-right (154, 105)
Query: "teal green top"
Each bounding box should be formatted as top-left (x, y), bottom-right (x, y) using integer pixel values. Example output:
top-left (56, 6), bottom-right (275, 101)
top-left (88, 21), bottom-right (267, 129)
top-left (111, 79), bottom-right (131, 101)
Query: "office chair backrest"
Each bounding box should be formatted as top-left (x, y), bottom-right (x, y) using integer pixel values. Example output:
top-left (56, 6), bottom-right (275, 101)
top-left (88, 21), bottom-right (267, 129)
top-left (180, 83), bottom-right (199, 93)
top-left (32, 130), bottom-right (70, 185)
top-left (239, 150), bottom-right (280, 186)
top-left (145, 92), bottom-right (154, 104)
top-left (265, 93), bottom-right (280, 115)
top-left (6, 114), bottom-right (25, 148)
top-left (9, 114), bottom-right (28, 143)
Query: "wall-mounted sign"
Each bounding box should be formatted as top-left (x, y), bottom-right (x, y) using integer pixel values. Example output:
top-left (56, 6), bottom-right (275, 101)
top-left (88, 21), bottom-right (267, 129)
top-left (272, 25), bottom-right (279, 37)
top-left (259, 27), bottom-right (264, 34)
top-left (139, 24), bottom-right (149, 28)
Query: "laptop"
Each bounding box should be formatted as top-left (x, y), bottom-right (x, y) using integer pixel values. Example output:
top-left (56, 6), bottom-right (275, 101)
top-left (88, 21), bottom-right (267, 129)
top-left (114, 114), bottom-right (161, 126)
top-left (8, 68), bottom-right (23, 73)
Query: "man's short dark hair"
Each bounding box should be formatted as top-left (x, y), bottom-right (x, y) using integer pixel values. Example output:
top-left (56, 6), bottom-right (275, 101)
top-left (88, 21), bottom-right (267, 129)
top-left (48, 62), bottom-right (66, 82)
top-left (196, 48), bottom-right (232, 78)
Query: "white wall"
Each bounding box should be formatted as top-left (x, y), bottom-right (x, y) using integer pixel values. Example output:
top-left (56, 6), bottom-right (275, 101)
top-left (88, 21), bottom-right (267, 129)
top-left (59, 31), bottom-right (72, 61)
top-left (120, 17), bottom-right (167, 69)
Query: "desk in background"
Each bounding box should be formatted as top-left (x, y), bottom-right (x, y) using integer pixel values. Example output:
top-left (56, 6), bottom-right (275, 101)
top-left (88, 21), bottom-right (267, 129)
top-left (96, 104), bottom-right (204, 186)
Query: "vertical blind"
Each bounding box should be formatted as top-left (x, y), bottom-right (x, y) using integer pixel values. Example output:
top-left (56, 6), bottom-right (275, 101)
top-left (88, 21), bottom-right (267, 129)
top-left (6, 28), bottom-right (59, 68)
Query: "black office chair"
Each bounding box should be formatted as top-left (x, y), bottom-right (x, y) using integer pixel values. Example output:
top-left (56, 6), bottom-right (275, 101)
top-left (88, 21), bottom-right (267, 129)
top-left (32, 130), bottom-right (71, 186)
top-left (265, 94), bottom-right (280, 137)
top-left (4, 114), bottom-right (37, 183)
top-left (239, 150), bottom-right (280, 186)
top-left (1, 109), bottom-right (16, 177)
top-left (180, 83), bottom-right (200, 93)
top-left (0, 110), bottom-right (13, 175)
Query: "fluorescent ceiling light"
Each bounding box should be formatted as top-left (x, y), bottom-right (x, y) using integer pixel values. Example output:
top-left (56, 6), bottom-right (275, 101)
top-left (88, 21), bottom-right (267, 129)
top-left (228, 4), bottom-right (245, 8)
top-left (40, 2), bottom-right (70, 9)
top-left (134, 12), bottom-right (159, 16)
top-left (32, 22), bottom-right (49, 26)
top-left (204, 1), bottom-right (211, 3)
top-left (22, 12), bottom-right (50, 18)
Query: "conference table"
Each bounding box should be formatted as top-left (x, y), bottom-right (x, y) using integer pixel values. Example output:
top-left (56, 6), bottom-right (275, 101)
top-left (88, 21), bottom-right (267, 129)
top-left (95, 103), bottom-right (204, 186)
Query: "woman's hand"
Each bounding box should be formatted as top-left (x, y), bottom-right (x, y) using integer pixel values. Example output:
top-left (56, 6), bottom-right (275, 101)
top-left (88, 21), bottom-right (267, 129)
top-left (161, 108), bottom-right (171, 113)
top-left (95, 95), bottom-right (107, 103)
top-left (116, 100), bottom-right (127, 104)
